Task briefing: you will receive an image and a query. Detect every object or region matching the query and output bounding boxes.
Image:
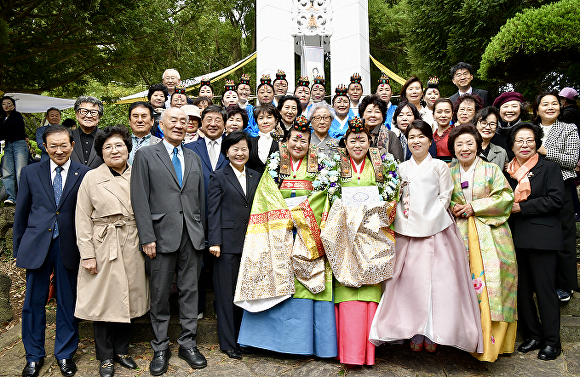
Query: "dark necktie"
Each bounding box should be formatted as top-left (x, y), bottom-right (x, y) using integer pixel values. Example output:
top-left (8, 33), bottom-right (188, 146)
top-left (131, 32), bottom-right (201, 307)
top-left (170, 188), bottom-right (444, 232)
top-left (53, 166), bottom-right (63, 238)
top-left (172, 147), bottom-right (182, 186)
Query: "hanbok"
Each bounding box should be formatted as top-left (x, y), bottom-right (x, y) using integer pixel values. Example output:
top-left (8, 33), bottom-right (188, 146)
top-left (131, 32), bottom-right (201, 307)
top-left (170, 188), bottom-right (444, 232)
top-left (369, 155), bottom-right (484, 354)
top-left (235, 144), bottom-right (337, 357)
top-left (450, 158), bottom-right (517, 361)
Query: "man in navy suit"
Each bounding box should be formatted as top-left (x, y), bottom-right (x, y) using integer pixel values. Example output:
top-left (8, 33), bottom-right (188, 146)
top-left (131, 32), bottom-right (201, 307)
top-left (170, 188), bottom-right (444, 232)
top-left (449, 62), bottom-right (492, 107)
top-left (184, 104), bottom-right (228, 318)
top-left (14, 125), bottom-right (91, 377)
top-left (184, 104), bottom-right (228, 194)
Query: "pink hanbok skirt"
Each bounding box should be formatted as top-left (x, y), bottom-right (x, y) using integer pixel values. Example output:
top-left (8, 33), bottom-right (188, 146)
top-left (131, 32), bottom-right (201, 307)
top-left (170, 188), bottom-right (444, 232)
top-left (369, 224), bottom-right (484, 353)
top-left (335, 300), bottom-right (378, 365)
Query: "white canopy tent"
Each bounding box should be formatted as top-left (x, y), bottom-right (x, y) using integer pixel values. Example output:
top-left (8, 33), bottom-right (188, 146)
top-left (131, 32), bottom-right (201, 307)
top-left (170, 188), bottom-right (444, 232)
top-left (3, 93), bottom-right (76, 114)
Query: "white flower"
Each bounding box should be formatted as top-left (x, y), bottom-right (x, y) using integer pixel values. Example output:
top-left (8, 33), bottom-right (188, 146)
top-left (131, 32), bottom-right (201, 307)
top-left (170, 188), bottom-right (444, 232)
top-left (329, 175), bottom-right (338, 183)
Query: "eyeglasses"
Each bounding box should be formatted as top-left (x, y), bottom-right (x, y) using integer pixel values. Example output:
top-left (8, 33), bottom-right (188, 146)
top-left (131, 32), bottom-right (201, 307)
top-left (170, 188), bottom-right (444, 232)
top-left (163, 76), bottom-right (178, 81)
top-left (312, 115), bottom-right (331, 122)
top-left (103, 143), bottom-right (126, 152)
top-left (77, 108), bottom-right (100, 117)
top-left (454, 71), bottom-right (470, 79)
top-left (478, 120), bottom-right (497, 129)
top-left (514, 139), bottom-right (535, 146)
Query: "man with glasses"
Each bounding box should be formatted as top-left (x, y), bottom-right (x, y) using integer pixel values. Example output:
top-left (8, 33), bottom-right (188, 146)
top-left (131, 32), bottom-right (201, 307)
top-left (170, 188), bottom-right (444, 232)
top-left (71, 96), bottom-right (104, 169)
top-left (14, 125), bottom-right (91, 377)
top-left (184, 104), bottom-right (228, 323)
top-left (449, 62), bottom-right (491, 107)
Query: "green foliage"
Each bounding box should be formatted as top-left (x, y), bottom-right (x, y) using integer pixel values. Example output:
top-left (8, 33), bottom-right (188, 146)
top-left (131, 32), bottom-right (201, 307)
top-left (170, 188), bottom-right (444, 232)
top-left (368, 0), bottom-right (411, 94)
top-left (48, 79), bottom-right (134, 129)
top-left (0, 0), bottom-right (256, 94)
top-left (479, 0), bottom-right (580, 90)
top-left (397, 0), bottom-right (555, 96)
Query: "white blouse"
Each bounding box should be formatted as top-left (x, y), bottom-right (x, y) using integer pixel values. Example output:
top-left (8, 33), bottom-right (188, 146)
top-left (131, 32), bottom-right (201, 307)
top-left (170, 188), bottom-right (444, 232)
top-left (394, 155), bottom-right (453, 237)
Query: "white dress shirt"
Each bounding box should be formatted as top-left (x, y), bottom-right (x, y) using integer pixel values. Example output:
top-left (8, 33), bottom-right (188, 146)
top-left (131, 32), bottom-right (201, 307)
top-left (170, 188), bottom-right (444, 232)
top-left (50, 159), bottom-right (71, 187)
top-left (258, 131), bottom-right (273, 163)
top-left (205, 137), bottom-right (222, 171)
top-left (231, 164), bottom-right (246, 195)
top-left (162, 139), bottom-right (185, 178)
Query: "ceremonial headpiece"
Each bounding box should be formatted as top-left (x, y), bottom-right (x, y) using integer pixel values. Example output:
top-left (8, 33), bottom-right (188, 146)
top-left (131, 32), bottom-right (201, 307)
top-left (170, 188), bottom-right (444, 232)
top-left (426, 76), bottom-right (439, 89)
top-left (174, 84), bottom-right (186, 95)
top-left (350, 73), bottom-right (362, 84)
top-left (274, 70), bottom-right (287, 82)
top-left (297, 76), bottom-right (310, 88)
top-left (378, 72), bottom-right (390, 85)
top-left (335, 84), bottom-right (348, 97)
top-left (292, 115), bottom-right (310, 133)
top-left (257, 74), bottom-right (273, 92)
top-left (199, 77), bottom-right (212, 89)
top-left (239, 74), bottom-right (251, 86)
top-left (224, 79), bottom-right (236, 92)
top-left (312, 76), bottom-right (325, 87)
top-left (348, 116), bottom-right (365, 133)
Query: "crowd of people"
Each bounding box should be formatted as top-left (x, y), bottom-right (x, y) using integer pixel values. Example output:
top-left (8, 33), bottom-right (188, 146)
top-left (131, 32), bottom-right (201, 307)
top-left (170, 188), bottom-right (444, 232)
top-left (2, 61), bottom-right (580, 377)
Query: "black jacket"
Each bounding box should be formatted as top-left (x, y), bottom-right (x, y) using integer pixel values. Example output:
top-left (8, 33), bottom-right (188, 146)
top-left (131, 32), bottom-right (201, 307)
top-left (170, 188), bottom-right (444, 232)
top-left (507, 156), bottom-right (565, 251)
top-left (246, 135), bottom-right (278, 174)
top-left (207, 164), bottom-right (260, 254)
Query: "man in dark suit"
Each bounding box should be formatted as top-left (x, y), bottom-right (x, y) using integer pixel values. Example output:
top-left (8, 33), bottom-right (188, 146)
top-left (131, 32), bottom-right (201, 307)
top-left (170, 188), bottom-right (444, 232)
top-left (207, 131), bottom-right (260, 359)
top-left (14, 125), bottom-right (91, 377)
top-left (449, 62), bottom-right (491, 107)
top-left (131, 107), bottom-right (207, 374)
top-left (184, 104), bottom-right (228, 318)
top-left (184, 104), bottom-right (228, 193)
top-left (70, 96), bottom-right (104, 169)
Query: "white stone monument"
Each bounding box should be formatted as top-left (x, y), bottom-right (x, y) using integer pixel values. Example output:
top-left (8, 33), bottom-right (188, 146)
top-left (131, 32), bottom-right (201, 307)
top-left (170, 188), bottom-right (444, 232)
top-left (256, 0), bottom-right (371, 95)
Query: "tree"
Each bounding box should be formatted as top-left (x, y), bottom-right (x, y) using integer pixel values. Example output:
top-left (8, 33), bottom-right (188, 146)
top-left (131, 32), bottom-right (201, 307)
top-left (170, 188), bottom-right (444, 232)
top-left (398, 0), bottom-right (558, 97)
top-left (368, 0), bottom-right (410, 94)
top-left (0, 0), bottom-right (256, 94)
top-left (478, 0), bottom-right (580, 90)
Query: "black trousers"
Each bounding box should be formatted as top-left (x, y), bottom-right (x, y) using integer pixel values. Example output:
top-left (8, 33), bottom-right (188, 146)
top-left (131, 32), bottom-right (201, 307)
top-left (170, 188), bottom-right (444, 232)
top-left (93, 321), bottom-right (132, 360)
top-left (517, 248), bottom-right (560, 347)
top-left (213, 253), bottom-right (243, 351)
top-left (557, 179), bottom-right (578, 291)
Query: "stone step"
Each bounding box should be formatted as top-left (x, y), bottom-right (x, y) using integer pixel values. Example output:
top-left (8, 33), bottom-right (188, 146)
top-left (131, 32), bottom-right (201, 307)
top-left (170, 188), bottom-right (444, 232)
top-left (54, 286), bottom-right (580, 344)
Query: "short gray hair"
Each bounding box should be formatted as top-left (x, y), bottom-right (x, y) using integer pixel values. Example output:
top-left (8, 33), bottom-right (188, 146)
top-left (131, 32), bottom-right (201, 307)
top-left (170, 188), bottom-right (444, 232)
top-left (309, 102), bottom-right (334, 122)
top-left (74, 96), bottom-right (104, 116)
top-left (162, 69), bottom-right (180, 80)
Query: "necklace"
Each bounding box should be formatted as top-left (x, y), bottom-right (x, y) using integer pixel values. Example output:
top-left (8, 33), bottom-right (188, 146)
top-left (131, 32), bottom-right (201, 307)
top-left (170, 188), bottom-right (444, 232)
top-left (350, 157), bottom-right (365, 181)
top-left (290, 158), bottom-right (303, 178)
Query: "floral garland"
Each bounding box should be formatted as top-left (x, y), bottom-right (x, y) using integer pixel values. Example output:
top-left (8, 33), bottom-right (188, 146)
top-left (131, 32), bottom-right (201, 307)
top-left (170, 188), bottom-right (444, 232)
top-left (266, 150), bottom-right (400, 203)
top-left (267, 151), bottom-right (282, 183)
top-left (267, 150), bottom-right (340, 200)
top-left (312, 152), bottom-right (341, 202)
top-left (338, 152), bottom-right (401, 203)
top-left (377, 152), bottom-right (400, 203)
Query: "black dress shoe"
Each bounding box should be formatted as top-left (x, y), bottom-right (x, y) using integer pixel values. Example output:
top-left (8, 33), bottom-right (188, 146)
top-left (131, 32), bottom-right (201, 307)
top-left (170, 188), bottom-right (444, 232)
top-left (538, 345), bottom-right (561, 360)
top-left (149, 349), bottom-right (171, 376)
top-left (113, 354), bottom-right (137, 369)
top-left (178, 347), bottom-right (207, 369)
top-left (56, 359), bottom-right (76, 377)
top-left (518, 338), bottom-right (543, 353)
top-left (99, 359), bottom-right (114, 377)
top-left (222, 349), bottom-right (242, 359)
top-left (22, 359), bottom-right (44, 377)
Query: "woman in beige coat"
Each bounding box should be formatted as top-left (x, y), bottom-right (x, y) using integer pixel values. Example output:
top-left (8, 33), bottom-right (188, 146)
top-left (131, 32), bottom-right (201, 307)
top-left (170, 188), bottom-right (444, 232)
top-left (75, 126), bottom-right (149, 377)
